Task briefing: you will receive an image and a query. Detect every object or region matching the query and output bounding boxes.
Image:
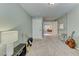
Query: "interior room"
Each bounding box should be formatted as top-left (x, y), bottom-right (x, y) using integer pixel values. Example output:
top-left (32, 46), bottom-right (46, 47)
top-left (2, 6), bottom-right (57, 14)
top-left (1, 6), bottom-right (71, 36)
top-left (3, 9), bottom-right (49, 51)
top-left (43, 20), bottom-right (58, 37)
top-left (0, 3), bottom-right (79, 56)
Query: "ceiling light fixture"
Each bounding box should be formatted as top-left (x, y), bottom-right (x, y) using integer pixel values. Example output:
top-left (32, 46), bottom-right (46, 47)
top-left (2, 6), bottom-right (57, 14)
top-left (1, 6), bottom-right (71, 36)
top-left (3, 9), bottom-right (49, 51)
top-left (48, 2), bottom-right (55, 6)
top-left (49, 2), bottom-right (55, 5)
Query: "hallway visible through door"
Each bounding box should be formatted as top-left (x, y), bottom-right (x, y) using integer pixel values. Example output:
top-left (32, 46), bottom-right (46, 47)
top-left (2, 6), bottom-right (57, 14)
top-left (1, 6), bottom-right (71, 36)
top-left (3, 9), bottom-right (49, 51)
top-left (43, 21), bottom-right (58, 37)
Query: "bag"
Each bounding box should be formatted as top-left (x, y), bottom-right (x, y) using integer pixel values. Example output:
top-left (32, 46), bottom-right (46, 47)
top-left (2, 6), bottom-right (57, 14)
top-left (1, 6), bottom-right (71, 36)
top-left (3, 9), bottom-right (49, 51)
top-left (65, 38), bottom-right (76, 48)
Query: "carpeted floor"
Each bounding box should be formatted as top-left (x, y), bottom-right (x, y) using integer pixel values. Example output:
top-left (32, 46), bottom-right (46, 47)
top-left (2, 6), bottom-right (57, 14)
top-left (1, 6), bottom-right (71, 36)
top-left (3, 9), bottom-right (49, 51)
top-left (26, 36), bottom-right (79, 56)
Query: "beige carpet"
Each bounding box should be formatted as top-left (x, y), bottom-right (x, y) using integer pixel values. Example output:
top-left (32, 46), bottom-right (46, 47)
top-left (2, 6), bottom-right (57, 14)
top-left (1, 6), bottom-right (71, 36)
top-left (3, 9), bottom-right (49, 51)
top-left (26, 36), bottom-right (79, 56)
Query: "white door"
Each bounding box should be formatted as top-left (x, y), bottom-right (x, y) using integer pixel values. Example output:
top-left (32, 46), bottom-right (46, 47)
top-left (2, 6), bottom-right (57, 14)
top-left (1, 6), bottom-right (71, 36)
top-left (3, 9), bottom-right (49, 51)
top-left (32, 17), bottom-right (43, 39)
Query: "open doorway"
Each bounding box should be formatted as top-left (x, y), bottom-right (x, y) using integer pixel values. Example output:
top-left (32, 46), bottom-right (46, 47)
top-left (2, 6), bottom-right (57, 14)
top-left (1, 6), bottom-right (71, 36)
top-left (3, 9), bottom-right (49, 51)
top-left (43, 21), bottom-right (58, 37)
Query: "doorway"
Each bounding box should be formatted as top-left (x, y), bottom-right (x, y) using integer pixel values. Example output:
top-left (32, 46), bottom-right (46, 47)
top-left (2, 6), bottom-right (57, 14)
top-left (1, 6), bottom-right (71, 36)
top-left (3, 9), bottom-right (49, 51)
top-left (43, 21), bottom-right (58, 37)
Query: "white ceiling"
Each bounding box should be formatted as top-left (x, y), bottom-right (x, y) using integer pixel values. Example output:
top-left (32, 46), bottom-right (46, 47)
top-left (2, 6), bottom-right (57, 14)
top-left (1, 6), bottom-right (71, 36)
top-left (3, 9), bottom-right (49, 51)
top-left (20, 3), bottom-right (77, 20)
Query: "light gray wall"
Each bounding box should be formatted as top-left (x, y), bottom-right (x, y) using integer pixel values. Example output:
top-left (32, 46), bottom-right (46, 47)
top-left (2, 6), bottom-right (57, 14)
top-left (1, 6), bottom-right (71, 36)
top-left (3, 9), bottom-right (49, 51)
top-left (0, 4), bottom-right (31, 31)
top-left (58, 5), bottom-right (79, 38)
top-left (0, 4), bottom-right (32, 55)
top-left (57, 5), bottom-right (79, 37)
top-left (13, 15), bottom-right (32, 47)
top-left (67, 5), bottom-right (79, 37)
